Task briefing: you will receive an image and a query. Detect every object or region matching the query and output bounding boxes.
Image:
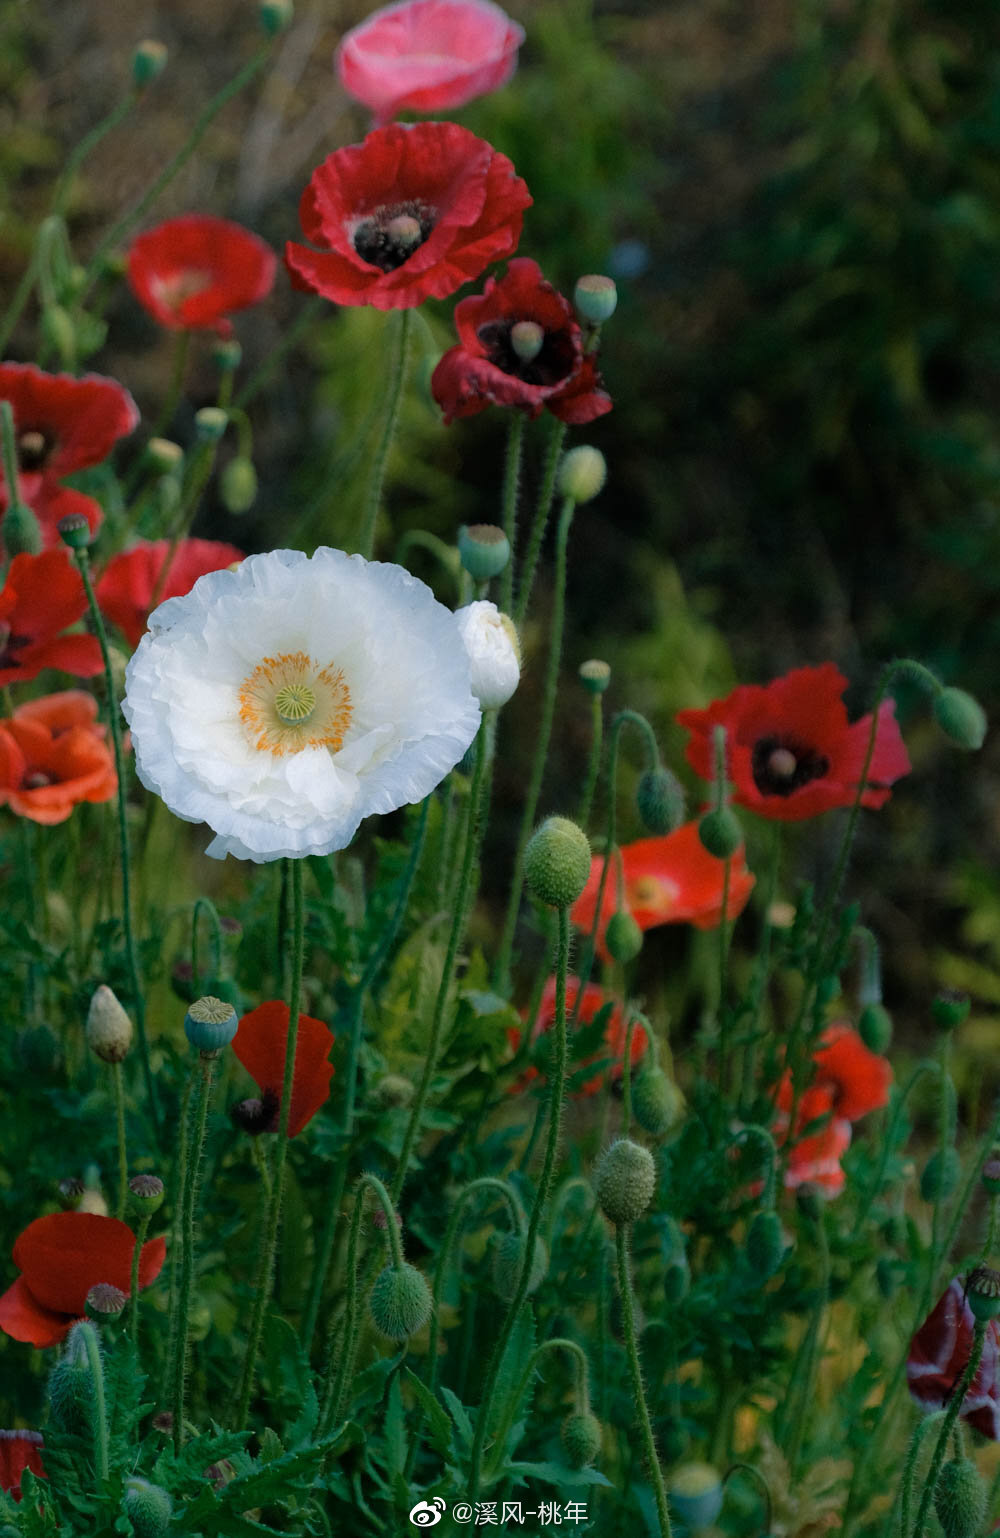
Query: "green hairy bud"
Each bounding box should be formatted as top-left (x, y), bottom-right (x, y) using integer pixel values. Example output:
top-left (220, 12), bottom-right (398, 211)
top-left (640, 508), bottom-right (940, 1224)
top-left (524, 817), bottom-right (591, 908)
top-left (934, 1459), bottom-right (986, 1538)
top-left (369, 1263), bottom-right (432, 1340)
top-left (631, 1068), bottom-right (683, 1137)
top-left (595, 1138), bottom-right (657, 1225)
top-left (561, 1410), bottom-right (602, 1468)
top-left (491, 1230), bottom-right (548, 1301)
top-left (124, 1478), bottom-right (173, 1538)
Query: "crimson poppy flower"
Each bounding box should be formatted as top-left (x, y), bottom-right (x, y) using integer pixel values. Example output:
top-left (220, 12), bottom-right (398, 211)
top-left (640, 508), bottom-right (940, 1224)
top-left (0, 1213), bottom-right (166, 1348)
top-left (0, 550), bottom-right (103, 688)
top-left (507, 976), bottom-right (647, 1097)
top-left (0, 691), bottom-right (116, 824)
top-left (774, 1084), bottom-right (853, 1197)
top-left (0, 1431), bottom-right (45, 1502)
top-left (676, 664), bottom-right (911, 823)
top-left (284, 122), bottom-right (531, 311)
top-left (908, 1278), bottom-right (1000, 1439)
top-left (432, 257), bottom-right (612, 424)
top-left (95, 538), bottom-right (245, 648)
top-left (570, 821), bottom-right (755, 960)
top-left (231, 1001), bottom-right (334, 1138)
top-left (776, 1024), bottom-right (891, 1126)
top-left (127, 215), bottom-right (277, 336)
top-left (0, 363), bottom-right (138, 506)
top-left (336, 0), bottom-right (525, 125)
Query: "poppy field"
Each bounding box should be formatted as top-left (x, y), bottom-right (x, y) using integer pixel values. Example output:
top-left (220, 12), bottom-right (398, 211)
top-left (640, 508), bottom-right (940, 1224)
top-left (1, 1), bottom-right (1000, 1535)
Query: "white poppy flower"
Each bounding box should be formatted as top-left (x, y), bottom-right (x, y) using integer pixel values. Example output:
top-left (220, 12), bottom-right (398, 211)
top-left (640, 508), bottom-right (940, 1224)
top-left (454, 601), bottom-right (521, 710)
top-left (122, 548), bottom-right (482, 861)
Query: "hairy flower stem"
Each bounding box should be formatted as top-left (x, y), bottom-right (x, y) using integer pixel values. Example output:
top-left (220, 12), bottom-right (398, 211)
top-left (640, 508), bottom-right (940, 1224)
top-left (427, 1179), bottom-right (523, 1399)
top-left (499, 412), bottom-right (525, 614)
top-left (172, 1052), bottom-right (216, 1453)
top-left (898, 1412), bottom-right (943, 1538)
top-left (322, 1174), bottom-right (398, 1431)
top-left (73, 546), bottom-right (159, 1141)
top-left (495, 496), bottom-right (575, 991)
top-left (486, 1336), bottom-right (592, 1481)
top-left (740, 824), bottom-right (783, 1109)
top-left (235, 857), bottom-right (306, 1427)
top-left (615, 1223), bottom-right (672, 1537)
top-left (79, 1321), bottom-right (110, 1483)
top-left (358, 309), bottom-right (411, 560)
top-left (783, 1213), bottom-right (830, 1479)
top-left (513, 418), bottom-right (566, 628)
top-left (112, 1062), bottom-right (128, 1221)
top-left (910, 1322), bottom-right (986, 1538)
top-left (129, 1212), bottom-right (152, 1348)
top-left (577, 692), bottom-right (604, 830)
top-left (469, 906), bottom-right (571, 1503)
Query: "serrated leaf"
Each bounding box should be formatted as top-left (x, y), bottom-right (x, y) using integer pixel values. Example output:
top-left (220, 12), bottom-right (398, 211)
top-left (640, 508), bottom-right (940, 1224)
top-left (404, 1369), bottom-right (454, 1458)
top-left (506, 1460), bottom-right (614, 1488)
top-left (440, 1387), bottom-right (474, 1451)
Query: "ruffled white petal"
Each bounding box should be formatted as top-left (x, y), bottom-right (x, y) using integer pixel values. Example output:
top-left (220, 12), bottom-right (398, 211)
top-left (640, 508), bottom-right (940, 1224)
top-left (454, 600), bottom-right (521, 709)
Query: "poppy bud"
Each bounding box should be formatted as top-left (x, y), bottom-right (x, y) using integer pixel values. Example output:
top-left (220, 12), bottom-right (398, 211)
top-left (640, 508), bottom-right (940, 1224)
top-left (260, 0), bottom-right (294, 34)
top-left (524, 817), bottom-right (591, 908)
top-left (932, 990), bottom-right (970, 1031)
top-left (636, 766), bottom-right (686, 835)
top-left (934, 1459), bottom-right (986, 1538)
top-left (632, 1068), bottom-right (684, 1137)
top-left (124, 1477), bottom-right (173, 1538)
top-left (574, 274), bottom-right (618, 325)
top-left (605, 910), bottom-right (643, 964)
top-left (491, 1230), bottom-right (548, 1301)
top-left (219, 456), bottom-right (258, 514)
top-left (664, 1258), bottom-right (690, 1303)
top-left (595, 1138), bottom-right (657, 1225)
top-left (368, 1263), bottom-right (432, 1340)
top-left (131, 40), bottom-right (168, 87)
top-left (212, 338), bottom-right (242, 372)
top-left (86, 984), bottom-right (133, 1063)
top-left (745, 1209), bottom-right (785, 1281)
top-left (455, 601), bottom-right (521, 709)
top-left (458, 523), bottom-right (510, 581)
top-left (510, 320), bottom-right (545, 363)
top-left (859, 1002), bottom-right (892, 1054)
top-left (578, 658), bottom-right (611, 694)
top-left (195, 406), bottom-right (228, 441)
top-left (128, 1174), bottom-right (165, 1217)
top-left (3, 500), bottom-right (43, 556)
top-left (668, 1463), bottom-right (725, 1530)
top-left (41, 305), bottom-right (77, 365)
top-left (698, 807), bottom-right (742, 860)
top-left (146, 437), bottom-right (184, 474)
top-left (184, 995), bottom-right (239, 1054)
top-left (966, 1264), bottom-right (1000, 1322)
top-left (558, 446), bottom-right (606, 505)
top-left (374, 1073), bottom-right (415, 1108)
top-left (561, 1410), bottom-right (602, 1469)
top-left (921, 1148), bottom-right (961, 1203)
top-left (933, 688), bottom-right (987, 751)
top-left (48, 1322), bottom-right (97, 1434)
top-left (85, 1283), bottom-right (127, 1323)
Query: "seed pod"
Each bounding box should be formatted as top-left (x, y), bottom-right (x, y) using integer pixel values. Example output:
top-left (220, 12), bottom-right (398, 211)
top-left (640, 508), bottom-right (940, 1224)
top-left (668, 1462), bottom-right (725, 1531)
top-left (933, 688), bottom-right (987, 751)
top-left (524, 817), bottom-right (591, 908)
top-left (858, 1002), bottom-right (892, 1054)
top-left (124, 1477), bottom-right (174, 1538)
top-left (595, 1138), bottom-right (656, 1225)
top-left (934, 1459), bottom-right (986, 1538)
top-left (368, 1263), bottom-right (432, 1341)
top-left (632, 1068), bottom-right (684, 1138)
top-left (698, 808), bottom-right (742, 860)
top-left (636, 766), bottom-right (685, 835)
top-left (184, 995), bottom-right (239, 1053)
top-left (605, 911), bottom-right (642, 964)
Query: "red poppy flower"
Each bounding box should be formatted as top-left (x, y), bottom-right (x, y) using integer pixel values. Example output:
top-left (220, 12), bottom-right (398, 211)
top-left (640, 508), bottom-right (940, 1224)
top-left (432, 257), bottom-right (612, 424)
top-left (570, 821), bottom-right (755, 960)
top-left (127, 215), bottom-right (277, 336)
top-left (336, 0), bottom-right (525, 125)
top-left (26, 483), bottom-right (104, 552)
top-left (231, 1001), bottom-right (334, 1138)
top-left (776, 1023), bottom-right (892, 1125)
top-left (775, 1084), bottom-right (853, 1197)
top-left (676, 664), bottom-right (911, 823)
top-left (0, 364), bottom-right (138, 506)
top-left (0, 691), bottom-right (116, 824)
top-left (908, 1278), bottom-right (1000, 1439)
top-left (284, 122), bottom-right (531, 311)
top-left (95, 538), bottom-right (245, 649)
top-left (0, 1431), bottom-right (45, 1503)
top-left (507, 976), bottom-right (647, 1097)
top-left (0, 550), bottom-right (103, 688)
top-left (0, 1213), bottom-right (166, 1348)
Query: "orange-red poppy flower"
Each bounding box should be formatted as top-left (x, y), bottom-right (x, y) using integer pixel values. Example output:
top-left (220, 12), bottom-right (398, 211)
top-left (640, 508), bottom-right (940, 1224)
top-left (0, 363), bottom-right (138, 507)
top-left (570, 821), bottom-right (755, 959)
top-left (0, 691), bottom-right (116, 824)
top-left (507, 976), bottom-right (647, 1097)
top-left (0, 1431), bottom-right (45, 1502)
top-left (777, 1084), bottom-right (853, 1197)
top-left (231, 1001), bottom-right (334, 1137)
top-left (0, 550), bottom-right (103, 687)
top-left (95, 538), bottom-right (245, 648)
top-left (776, 1023), bottom-right (892, 1126)
top-left (0, 1213), bottom-right (166, 1348)
top-left (127, 215), bottom-right (277, 335)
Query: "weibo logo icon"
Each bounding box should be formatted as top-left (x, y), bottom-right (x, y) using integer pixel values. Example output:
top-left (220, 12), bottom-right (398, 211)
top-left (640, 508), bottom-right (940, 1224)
top-left (409, 1498), bottom-right (446, 1527)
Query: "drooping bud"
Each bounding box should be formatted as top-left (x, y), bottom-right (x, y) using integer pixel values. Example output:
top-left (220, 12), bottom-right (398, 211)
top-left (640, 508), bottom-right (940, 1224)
top-left (578, 658), bottom-right (611, 694)
top-left (668, 1463), bottom-right (725, 1530)
top-left (921, 1148), bottom-right (961, 1203)
top-left (966, 1264), bottom-right (1000, 1322)
top-left (219, 456), bottom-right (258, 514)
top-left (15, 1022), bottom-right (61, 1076)
top-left (636, 766), bottom-right (685, 835)
top-left (858, 1002), bottom-right (892, 1054)
top-left (491, 1230), bottom-right (548, 1301)
top-left (85, 1283), bottom-right (128, 1323)
top-left (368, 1263), bottom-right (432, 1340)
top-left (374, 1074), bottom-right (415, 1108)
top-left (127, 1174), bottom-right (165, 1218)
top-left (574, 274), bottom-right (618, 325)
top-left (631, 1068), bottom-right (684, 1137)
top-left (698, 807), bottom-right (742, 860)
top-left (124, 1477), bottom-right (174, 1538)
top-left (131, 40), bottom-right (168, 87)
top-left (40, 305), bottom-right (77, 364)
top-left (605, 910), bottom-right (643, 964)
top-left (455, 601), bottom-right (521, 709)
top-left (595, 1138), bottom-right (657, 1226)
top-left (47, 1322), bottom-right (96, 1434)
top-left (524, 817), bottom-right (591, 908)
top-left (933, 688), bottom-right (987, 751)
top-left (510, 320), bottom-right (545, 362)
top-left (561, 1410), bottom-right (602, 1469)
top-left (194, 406), bottom-right (228, 441)
top-left (86, 984), bottom-right (133, 1063)
top-left (558, 445), bottom-right (606, 504)
top-left (184, 995), bottom-right (239, 1053)
top-left (3, 501), bottom-right (43, 556)
top-left (932, 990), bottom-right (971, 1031)
top-left (745, 1210), bottom-right (785, 1282)
top-left (933, 1459), bottom-right (986, 1538)
top-left (458, 523), bottom-right (510, 581)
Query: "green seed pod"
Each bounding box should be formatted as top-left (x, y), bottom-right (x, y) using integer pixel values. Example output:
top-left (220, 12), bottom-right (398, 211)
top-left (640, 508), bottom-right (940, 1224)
top-left (933, 688), bottom-right (987, 751)
top-left (558, 446), bottom-right (607, 504)
top-left (668, 1462), bottom-right (725, 1531)
top-left (491, 1230), bottom-right (548, 1301)
top-left (219, 456), bottom-right (258, 514)
top-left (632, 1068), bottom-right (684, 1138)
top-left (458, 523), bottom-right (510, 581)
top-left (745, 1209), bottom-right (784, 1282)
top-left (124, 1477), bottom-right (174, 1538)
top-left (184, 995), bottom-right (239, 1053)
top-left (967, 1264), bottom-right (1000, 1323)
top-left (369, 1263), bottom-right (432, 1341)
top-left (524, 817), bottom-right (591, 908)
top-left (131, 40), bottom-right (168, 87)
top-left (86, 984), bottom-right (133, 1063)
top-left (636, 766), bottom-right (686, 835)
top-left (561, 1410), bottom-right (602, 1469)
top-left (195, 406), bottom-right (228, 441)
top-left (85, 1283), bottom-right (127, 1323)
top-left (578, 659), bottom-right (611, 694)
top-left (697, 807), bottom-right (742, 860)
top-left (921, 1148), bottom-right (961, 1203)
top-left (212, 338), bottom-right (242, 372)
top-left (858, 1002), bottom-right (892, 1054)
top-left (127, 1174), bottom-right (165, 1218)
top-left (605, 910), bottom-right (643, 964)
top-left (595, 1138), bottom-right (657, 1226)
top-left (932, 990), bottom-right (971, 1031)
top-left (48, 1322), bottom-right (96, 1435)
top-left (574, 274), bottom-right (618, 325)
top-left (145, 437), bottom-right (184, 474)
top-left (934, 1458), bottom-right (986, 1538)
top-left (260, 0), bottom-right (294, 34)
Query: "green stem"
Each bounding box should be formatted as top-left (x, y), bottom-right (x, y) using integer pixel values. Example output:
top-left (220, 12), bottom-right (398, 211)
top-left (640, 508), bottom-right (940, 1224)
top-left (622, 1012), bottom-right (639, 1137)
top-left (577, 692), bottom-right (604, 830)
top-left (784, 1212), bottom-right (830, 1478)
top-left (499, 413), bottom-right (525, 615)
top-left (740, 825), bottom-right (782, 1109)
top-left (80, 1321), bottom-right (110, 1484)
top-left (129, 1213), bottom-right (152, 1348)
top-left (899, 1412), bottom-right (942, 1538)
top-left (910, 1323), bottom-right (986, 1538)
top-left (172, 1052), bottom-right (216, 1452)
top-left (112, 1062), bottom-right (128, 1221)
top-left (321, 1181), bottom-right (368, 1432)
top-left (53, 95), bottom-right (138, 215)
top-left (513, 418), bottom-right (567, 628)
top-left (0, 246), bottom-right (40, 359)
top-left (615, 1223), bottom-right (672, 1537)
top-left (485, 1335), bottom-right (591, 1480)
top-left (191, 897), bottom-right (224, 995)
top-left (234, 857), bottom-right (307, 1427)
top-left (426, 1178), bottom-right (522, 1400)
top-left (358, 309), bottom-right (411, 560)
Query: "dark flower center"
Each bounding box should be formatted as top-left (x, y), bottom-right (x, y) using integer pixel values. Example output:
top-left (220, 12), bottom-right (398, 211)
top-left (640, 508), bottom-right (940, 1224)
top-left (476, 317), bottom-right (578, 387)
top-left (17, 428), bottom-right (53, 472)
top-left (229, 1086), bottom-right (280, 1135)
top-left (751, 735), bottom-right (830, 797)
top-left (21, 771), bottom-right (54, 790)
top-left (0, 623), bottom-right (31, 673)
top-left (353, 201), bottom-right (436, 271)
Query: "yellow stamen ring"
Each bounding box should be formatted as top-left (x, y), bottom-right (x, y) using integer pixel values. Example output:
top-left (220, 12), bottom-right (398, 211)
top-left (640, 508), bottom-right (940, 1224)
top-left (239, 651), bottom-right (352, 756)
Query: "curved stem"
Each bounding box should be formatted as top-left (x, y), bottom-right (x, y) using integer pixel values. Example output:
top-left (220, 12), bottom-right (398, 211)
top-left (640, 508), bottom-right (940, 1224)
top-left (910, 1322), bottom-right (986, 1538)
top-left (899, 1411), bottom-right (942, 1538)
top-left (426, 1178), bottom-right (522, 1399)
top-left (615, 1223), bottom-right (672, 1537)
top-left (80, 1322), bottom-right (110, 1483)
top-left (358, 309), bottom-right (411, 560)
top-left (485, 1335), bottom-right (592, 1480)
top-left (53, 95), bottom-right (138, 215)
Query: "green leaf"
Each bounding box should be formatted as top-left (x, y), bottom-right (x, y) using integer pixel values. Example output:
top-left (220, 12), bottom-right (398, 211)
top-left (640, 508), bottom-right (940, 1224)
top-left (506, 1460), bottom-right (614, 1488)
top-left (404, 1369), bottom-right (454, 1458)
top-left (440, 1387), bottom-right (474, 1451)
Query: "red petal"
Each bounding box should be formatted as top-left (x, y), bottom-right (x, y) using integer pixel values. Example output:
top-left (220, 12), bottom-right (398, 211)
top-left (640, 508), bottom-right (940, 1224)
top-left (0, 1430), bottom-right (46, 1498)
top-left (812, 1023), bottom-right (892, 1121)
top-left (128, 216), bottom-right (276, 332)
top-left (12, 1212), bottom-right (164, 1315)
top-left (0, 1277), bottom-right (71, 1348)
top-left (232, 1001), bottom-right (335, 1137)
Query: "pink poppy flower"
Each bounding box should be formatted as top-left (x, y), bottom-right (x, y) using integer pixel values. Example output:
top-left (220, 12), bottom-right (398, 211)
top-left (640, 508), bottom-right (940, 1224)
top-left (908, 1278), bottom-right (1000, 1439)
top-left (336, 0), bottom-right (525, 125)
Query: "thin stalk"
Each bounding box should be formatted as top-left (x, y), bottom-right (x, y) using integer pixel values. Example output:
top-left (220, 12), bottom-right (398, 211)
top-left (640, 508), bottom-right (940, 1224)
top-left (740, 825), bottom-right (782, 1109)
top-left (513, 418), bottom-right (567, 628)
top-left (784, 1213), bottom-right (830, 1478)
top-left (899, 1412), bottom-right (942, 1538)
top-left (80, 1322), bottom-right (110, 1483)
top-left (124, 331), bottom-right (191, 492)
top-left (621, 1012), bottom-right (639, 1137)
top-left (0, 246), bottom-right (40, 358)
top-left (358, 309), bottom-right (411, 560)
top-left (129, 1213), bottom-right (152, 1347)
top-left (112, 1063), bottom-right (128, 1221)
top-left (172, 1052), bottom-right (216, 1452)
top-left (427, 1178), bottom-right (522, 1400)
top-left (615, 1224), bottom-right (672, 1537)
top-left (53, 95), bottom-right (138, 215)
top-left (910, 1322), bottom-right (986, 1538)
top-left (499, 413), bottom-right (525, 614)
top-left (577, 692), bottom-right (604, 830)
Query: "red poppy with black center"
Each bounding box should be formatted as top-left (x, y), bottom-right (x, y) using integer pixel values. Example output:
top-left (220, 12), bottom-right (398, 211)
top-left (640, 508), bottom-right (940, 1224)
top-left (96, 538), bottom-right (245, 648)
top-left (908, 1278), bottom-right (1000, 1439)
top-left (570, 821), bottom-right (755, 960)
top-left (0, 1431), bottom-right (45, 1502)
top-left (0, 550), bottom-right (103, 687)
top-left (0, 690), bottom-right (116, 824)
top-left (0, 363), bottom-right (138, 507)
top-left (0, 1213), bottom-right (166, 1348)
top-left (284, 122), bottom-right (531, 310)
top-left (432, 256), bottom-right (612, 424)
top-left (128, 215), bottom-right (277, 336)
top-left (231, 1001), bottom-right (334, 1137)
top-left (677, 664), bottom-right (911, 823)
top-left (507, 976), bottom-right (647, 1098)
